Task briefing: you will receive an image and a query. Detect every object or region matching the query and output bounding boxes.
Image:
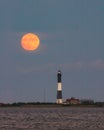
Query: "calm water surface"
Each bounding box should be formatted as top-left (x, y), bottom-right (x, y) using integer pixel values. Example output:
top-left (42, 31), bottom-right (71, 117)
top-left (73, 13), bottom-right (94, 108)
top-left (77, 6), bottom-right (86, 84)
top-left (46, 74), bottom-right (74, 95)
top-left (0, 107), bottom-right (104, 130)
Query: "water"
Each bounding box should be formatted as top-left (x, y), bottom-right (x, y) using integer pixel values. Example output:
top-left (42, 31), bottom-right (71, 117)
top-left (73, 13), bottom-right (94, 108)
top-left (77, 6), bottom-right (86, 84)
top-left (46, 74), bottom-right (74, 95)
top-left (0, 107), bottom-right (104, 130)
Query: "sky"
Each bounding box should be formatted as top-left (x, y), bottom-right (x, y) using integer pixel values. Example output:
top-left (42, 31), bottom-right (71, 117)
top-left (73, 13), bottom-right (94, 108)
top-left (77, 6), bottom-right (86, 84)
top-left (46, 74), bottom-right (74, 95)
top-left (0, 0), bottom-right (104, 103)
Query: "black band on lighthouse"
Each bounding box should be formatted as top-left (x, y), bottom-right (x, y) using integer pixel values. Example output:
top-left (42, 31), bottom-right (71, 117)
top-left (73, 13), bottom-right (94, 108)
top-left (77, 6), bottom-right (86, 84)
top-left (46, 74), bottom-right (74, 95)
top-left (57, 91), bottom-right (62, 99)
top-left (57, 70), bottom-right (61, 82)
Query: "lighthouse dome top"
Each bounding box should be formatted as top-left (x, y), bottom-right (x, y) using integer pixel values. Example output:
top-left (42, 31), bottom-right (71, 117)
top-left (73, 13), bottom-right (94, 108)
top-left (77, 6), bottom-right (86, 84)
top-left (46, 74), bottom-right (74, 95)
top-left (58, 70), bottom-right (61, 73)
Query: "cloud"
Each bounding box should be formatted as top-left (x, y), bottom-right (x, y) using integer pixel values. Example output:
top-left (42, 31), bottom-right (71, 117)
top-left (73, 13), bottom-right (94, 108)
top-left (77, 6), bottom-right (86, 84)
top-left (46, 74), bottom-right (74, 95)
top-left (87, 59), bottom-right (104, 69)
top-left (60, 59), bottom-right (104, 71)
top-left (17, 63), bottom-right (56, 74)
top-left (17, 59), bottom-right (104, 75)
top-left (59, 62), bottom-right (82, 70)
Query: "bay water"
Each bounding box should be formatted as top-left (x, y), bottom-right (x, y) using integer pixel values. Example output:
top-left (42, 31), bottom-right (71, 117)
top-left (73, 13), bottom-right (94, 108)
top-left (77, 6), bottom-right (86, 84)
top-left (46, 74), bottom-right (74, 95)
top-left (0, 107), bottom-right (104, 130)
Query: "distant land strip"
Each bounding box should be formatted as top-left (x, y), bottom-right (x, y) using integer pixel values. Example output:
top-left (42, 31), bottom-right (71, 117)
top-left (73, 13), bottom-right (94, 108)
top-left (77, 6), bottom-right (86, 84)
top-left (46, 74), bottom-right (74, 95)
top-left (0, 102), bottom-right (104, 107)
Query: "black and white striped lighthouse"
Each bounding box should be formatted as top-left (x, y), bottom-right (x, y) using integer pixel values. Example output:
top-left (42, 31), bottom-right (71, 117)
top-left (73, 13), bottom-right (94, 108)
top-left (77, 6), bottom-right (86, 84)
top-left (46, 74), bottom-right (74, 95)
top-left (56, 70), bottom-right (63, 104)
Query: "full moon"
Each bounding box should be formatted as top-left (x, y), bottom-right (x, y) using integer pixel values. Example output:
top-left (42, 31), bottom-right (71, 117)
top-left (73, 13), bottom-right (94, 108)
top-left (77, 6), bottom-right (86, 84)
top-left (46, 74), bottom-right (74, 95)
top-left (21, 33), bottom-right (40, 51)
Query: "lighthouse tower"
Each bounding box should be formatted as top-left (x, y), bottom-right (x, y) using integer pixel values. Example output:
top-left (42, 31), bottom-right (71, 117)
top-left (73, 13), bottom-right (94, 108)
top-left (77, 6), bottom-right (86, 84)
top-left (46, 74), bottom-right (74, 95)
top-left (56, 70), bottom-right (63, 104)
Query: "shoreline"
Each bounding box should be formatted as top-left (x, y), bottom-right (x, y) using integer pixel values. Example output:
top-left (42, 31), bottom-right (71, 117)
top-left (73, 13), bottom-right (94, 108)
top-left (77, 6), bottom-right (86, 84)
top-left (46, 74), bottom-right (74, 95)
top-left (0, 103), bottom-right (104, 108)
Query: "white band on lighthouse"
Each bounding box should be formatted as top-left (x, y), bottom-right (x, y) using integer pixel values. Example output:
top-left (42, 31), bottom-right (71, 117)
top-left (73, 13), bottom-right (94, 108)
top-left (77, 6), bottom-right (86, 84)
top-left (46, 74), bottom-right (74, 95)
top-left (57, 83), bottom-right (62, 91)
top-left (56, 99), bottom-right (62, 104)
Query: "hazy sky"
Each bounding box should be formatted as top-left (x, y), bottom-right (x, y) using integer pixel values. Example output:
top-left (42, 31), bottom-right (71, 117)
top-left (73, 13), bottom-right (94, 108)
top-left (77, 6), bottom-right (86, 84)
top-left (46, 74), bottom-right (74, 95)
top-left (0, 0), bottom-right (104, 103)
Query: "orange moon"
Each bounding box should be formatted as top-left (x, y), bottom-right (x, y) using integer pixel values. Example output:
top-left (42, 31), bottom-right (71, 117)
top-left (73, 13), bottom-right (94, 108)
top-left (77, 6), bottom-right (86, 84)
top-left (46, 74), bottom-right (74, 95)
top-left (21, 33), bottom-right (40, 51)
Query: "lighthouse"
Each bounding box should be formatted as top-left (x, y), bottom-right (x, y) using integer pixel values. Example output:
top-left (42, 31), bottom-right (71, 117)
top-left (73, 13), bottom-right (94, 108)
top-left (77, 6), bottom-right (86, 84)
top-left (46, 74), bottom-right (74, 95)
top-left (56, 70), bottom-right (63, 104)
